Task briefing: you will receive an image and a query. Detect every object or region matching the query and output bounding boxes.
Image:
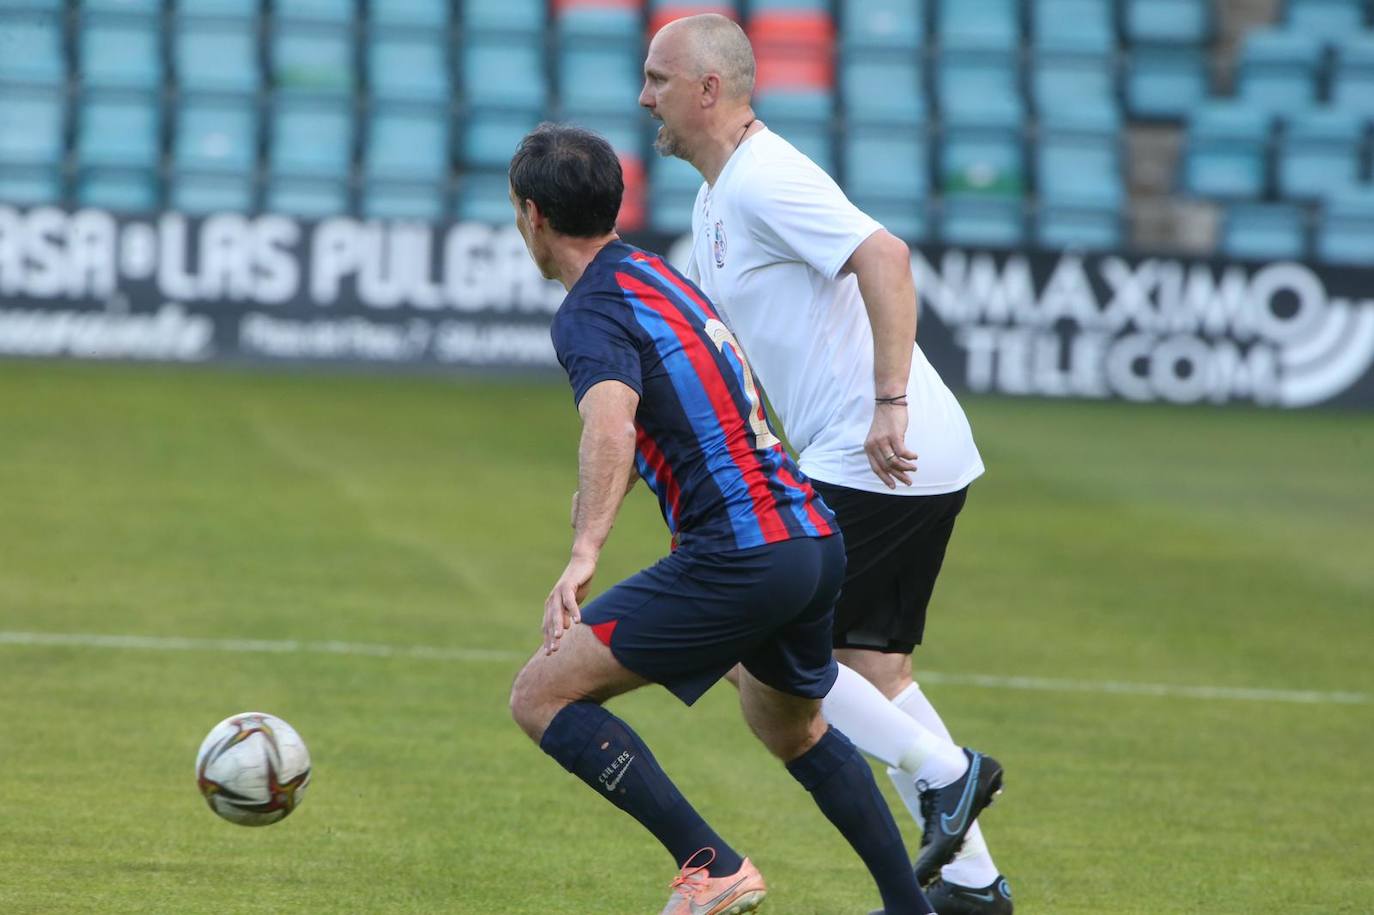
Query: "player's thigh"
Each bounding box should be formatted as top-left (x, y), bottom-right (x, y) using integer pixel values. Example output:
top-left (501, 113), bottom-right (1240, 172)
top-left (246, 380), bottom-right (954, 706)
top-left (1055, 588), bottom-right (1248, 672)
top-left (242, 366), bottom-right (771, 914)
top-left (510, 624), bottom-right (649, 738)
top-left (737, 665), bottom-right (827, 762)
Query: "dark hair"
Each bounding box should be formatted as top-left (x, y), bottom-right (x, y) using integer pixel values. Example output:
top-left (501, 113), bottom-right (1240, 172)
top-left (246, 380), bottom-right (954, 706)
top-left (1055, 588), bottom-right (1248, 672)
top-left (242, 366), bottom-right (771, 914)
top-left (509, 123), bottom-right (623, 238)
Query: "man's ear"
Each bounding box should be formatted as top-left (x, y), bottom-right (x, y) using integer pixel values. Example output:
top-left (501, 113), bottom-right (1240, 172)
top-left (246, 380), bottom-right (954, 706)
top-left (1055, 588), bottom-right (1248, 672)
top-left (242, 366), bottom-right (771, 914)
top-left (700, 72), bottom-right (722, 108)
top-left (522, 196), bottom-right (543, 228)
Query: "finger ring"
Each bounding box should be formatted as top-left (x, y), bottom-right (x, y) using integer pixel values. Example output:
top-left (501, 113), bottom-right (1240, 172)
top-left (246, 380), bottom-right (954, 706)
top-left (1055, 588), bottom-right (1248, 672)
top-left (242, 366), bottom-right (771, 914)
top-left (885, 453), bottom-right (898, 462)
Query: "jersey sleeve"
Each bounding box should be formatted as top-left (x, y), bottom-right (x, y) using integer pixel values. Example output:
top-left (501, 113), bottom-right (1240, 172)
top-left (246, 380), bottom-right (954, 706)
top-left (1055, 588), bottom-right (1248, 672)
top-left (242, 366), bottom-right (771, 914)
top-left (550, 293), bottom-right (644, 407)
top-left (740, 158), bottom-right (883, 281)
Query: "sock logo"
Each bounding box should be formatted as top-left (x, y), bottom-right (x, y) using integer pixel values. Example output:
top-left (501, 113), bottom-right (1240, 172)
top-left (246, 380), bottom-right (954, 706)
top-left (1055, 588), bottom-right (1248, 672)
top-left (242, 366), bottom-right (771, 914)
top-left (598, 751), bottom-right (635, 793)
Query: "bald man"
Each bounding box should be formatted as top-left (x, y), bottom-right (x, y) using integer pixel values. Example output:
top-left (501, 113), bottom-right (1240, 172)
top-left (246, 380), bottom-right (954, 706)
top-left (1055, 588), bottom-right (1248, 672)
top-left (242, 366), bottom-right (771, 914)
top-left (640, 15), bottom-right (1014, 915)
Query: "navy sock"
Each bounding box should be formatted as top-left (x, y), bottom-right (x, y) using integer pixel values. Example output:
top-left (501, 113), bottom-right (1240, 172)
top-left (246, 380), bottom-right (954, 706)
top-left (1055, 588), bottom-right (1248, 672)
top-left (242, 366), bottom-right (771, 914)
top-left (787, 727), bottom-right (933, 915)
top-left (540, 701), bottom-right (744, 877)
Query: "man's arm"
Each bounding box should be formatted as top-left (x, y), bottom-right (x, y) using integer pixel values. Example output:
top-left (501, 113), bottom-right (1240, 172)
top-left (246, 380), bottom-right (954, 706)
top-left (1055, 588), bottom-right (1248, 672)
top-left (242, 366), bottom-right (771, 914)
top-left (543, 379), bottom-right (640, 654)
top-left (843, 229), bottom-right (920, 489)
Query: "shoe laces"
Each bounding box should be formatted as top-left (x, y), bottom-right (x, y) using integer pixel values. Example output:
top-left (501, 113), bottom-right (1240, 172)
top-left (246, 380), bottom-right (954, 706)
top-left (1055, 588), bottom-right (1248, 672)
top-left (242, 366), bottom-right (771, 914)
top-left (916, 780), bottom-right (937, 842)
top-left (668, 847), bottom-right (717, 898)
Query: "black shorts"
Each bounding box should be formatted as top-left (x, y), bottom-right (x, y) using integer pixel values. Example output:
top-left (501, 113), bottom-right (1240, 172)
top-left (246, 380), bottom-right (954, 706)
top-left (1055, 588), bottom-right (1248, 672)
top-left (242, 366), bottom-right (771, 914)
top-left (811, 481), bottom-right (968, 655)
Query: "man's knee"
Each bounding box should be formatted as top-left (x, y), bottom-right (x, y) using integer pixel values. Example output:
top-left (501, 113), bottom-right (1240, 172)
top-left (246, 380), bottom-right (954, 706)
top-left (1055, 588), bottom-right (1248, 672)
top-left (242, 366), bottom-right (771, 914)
top-left (509, 658), bottom-right (563, 743)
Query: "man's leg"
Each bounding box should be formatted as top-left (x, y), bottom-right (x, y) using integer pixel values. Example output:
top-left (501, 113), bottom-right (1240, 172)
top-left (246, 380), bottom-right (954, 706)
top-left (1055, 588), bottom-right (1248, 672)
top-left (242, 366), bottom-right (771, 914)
top-left (510, 623), bottom-right (745, 877)
top-left (837, 647), bottom-right (1004, 892)
top-left (736, 667), bottom-right (934, 915)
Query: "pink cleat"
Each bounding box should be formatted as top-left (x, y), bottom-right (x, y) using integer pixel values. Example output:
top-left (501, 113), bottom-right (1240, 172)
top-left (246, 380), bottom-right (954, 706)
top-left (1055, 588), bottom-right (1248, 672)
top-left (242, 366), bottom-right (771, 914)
top-left (659, 848), bottom-right (767, 915)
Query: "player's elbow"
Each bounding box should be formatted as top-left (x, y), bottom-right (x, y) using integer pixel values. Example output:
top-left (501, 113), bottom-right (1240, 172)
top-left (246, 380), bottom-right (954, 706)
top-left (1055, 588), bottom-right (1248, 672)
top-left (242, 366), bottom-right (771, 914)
top-left (848, 229), bottom-right (911, 279)
top-left (875, 229), bottom-right (910, 269)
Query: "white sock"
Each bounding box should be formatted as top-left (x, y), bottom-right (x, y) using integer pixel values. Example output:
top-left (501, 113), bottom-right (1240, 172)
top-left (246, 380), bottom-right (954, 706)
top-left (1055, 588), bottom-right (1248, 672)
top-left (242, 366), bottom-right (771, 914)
top-left (890, 681), bottom-right (1002, 888)
top-left (821, 663), bottom-right (967, 786)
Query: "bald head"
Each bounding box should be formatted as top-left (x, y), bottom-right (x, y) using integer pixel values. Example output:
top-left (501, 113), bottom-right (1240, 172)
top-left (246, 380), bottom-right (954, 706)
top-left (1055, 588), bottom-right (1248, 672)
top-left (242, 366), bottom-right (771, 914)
top-left (655, 13), bottom-right (756, 101)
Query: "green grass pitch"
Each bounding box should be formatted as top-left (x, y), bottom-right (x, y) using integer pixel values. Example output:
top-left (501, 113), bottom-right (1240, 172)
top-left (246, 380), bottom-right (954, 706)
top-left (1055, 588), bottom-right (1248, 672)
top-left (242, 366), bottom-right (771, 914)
top-left (1, 360), bottom-right (1370, 914)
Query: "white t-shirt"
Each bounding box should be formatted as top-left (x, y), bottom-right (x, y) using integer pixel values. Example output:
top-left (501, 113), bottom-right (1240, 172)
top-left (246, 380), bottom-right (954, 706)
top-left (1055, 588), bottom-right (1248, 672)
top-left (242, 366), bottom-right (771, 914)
top-left (685, 128), bottom-right (984, 496)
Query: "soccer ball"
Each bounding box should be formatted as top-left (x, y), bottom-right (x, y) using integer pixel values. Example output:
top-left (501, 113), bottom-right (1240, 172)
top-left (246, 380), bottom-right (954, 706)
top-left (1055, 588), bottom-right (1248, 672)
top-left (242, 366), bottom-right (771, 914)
top-left (195, 712), bottom-right (312, 826)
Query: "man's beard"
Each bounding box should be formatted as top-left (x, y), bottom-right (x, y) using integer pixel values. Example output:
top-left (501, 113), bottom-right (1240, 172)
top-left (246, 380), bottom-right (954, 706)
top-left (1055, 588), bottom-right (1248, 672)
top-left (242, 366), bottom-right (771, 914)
top-left (653, 123), bottom-right (681, 158)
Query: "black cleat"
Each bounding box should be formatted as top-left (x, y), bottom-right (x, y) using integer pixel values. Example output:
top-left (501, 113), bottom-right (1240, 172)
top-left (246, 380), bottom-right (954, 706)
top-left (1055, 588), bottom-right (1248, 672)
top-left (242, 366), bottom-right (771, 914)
top-left (925, 875), bottom-right (1013, 914)
top-left (912, 749), bottom-right (1005, 886)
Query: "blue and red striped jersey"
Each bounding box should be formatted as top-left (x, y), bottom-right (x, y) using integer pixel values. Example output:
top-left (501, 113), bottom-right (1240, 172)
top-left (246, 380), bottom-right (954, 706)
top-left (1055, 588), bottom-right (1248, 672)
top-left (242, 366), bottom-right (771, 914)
top-left (551, 240), bottom-right (836, 552)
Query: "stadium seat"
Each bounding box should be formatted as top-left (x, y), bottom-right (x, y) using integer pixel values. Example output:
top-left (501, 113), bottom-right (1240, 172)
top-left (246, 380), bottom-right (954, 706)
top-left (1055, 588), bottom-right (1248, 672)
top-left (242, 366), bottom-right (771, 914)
top-left (1332, 35), bottom-right (1374, 114)
top-left (851, 197), bottom-right (927, 241)
top-left (1038, 123), bottom-right (1122, 207)
top-left (1316, 188), bottom-right (1374, 265)
top-left (463, 110), bottom-right (540, 169)
top-left (272, 25), bottom-right (355, 96)
top-left (0, 13), bottom-right (66, 86)
top-left (557, 6), bottom-right (641, 42)
top-left (0, 168), bottom-right (63, 205)
top-left (175, 18), bottom-right (261, 94)
top-left (1287, 0), bottom-right (1366, 39)
top-left (1032, 50), bottom-right (1116, 116)
top-left (1037, 203), bottom-right (1122, 251)
top-left (1128, 46), bottom-right (1209, 119)
top-left (368, 32), bottom-right (449, 104)
top-left (270, 100), bottom-right (352, 178)
top-left (1238, 29), bottom-right (1322, 114)
top-left (462, 36), bottom-right (547, 112)
top-left (648, 153), bottom-right (701, 233)
top-left (649, 2), bottom-right (741, 38)
top-left (1222, 202), bottom-right (1307, 260)
top-left (844, 127), bottom-right (927, 213)
top-left (939, 0), bottom-right (1018, 53)
top-left (177, 0), bottom-right (259, 18)
top-left (767, 120), bottom-right (834, 174)
top-left (170, 173), bottom-right (256, 214)
top-left (569, 114), bottom-right (643, 157)
top-left (1033, 0), bottom-right (1114, 52)
top-left (0, 90), bottom-right (65, 166)
top-left (86, 0), bottom-right (162, 17)
top-left (174, 97), bottom-right (258, 172)
top-left (77, 170), bottom-right (158, 212)
top-left (275, 0), bottom-right (356, 25)
top-left (839, 0), bottom-right (924, 52)
top-left (80, 17), bottom-right (162, 91)
top-left (365, 109), bottom-right (448, 181)
top-left (1278, 107), bottom-right (1364, 200)
top-left (265, 178), bottom-right (349, 217)
top-left (941, 194), bottom-right (1025, 246)
top-left (463, 0), bottom-right (546, 35)
top-left (1124, 0), bottom-right (1212, 44)
top-left (370, 0), bottom-right (449, 30)
top-left (753, 89), bottom-right (833, 124)
top-left (78, 94), bottom-right (162, 169)
top-left (841, 54), bottom-right (927, 127)
top-left (939, 55), bottom-right (1024, 127)
top-left (559, 46), bottom-right (642, 116)
top-left (942, 127), bottom-right (1025, 195)
top-left (457, 170), bottom-right (519, 223)
top-left (362, 182), bottom-right (445, 220)
top-left (1182, 103), bottom-right (1272, 199)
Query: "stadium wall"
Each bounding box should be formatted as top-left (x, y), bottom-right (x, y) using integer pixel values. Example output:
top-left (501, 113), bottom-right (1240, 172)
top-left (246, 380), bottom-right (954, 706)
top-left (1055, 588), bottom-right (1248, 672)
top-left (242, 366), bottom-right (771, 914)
top-left (2, 204), bottom-right (1372, 410)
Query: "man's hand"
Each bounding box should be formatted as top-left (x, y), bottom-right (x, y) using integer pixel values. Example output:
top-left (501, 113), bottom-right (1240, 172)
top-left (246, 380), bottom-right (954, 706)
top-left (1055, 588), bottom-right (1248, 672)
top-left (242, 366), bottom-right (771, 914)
top-left (543, 553), bottom-right (596, 655)
top-left (866, 402), bottom-right (918, 489)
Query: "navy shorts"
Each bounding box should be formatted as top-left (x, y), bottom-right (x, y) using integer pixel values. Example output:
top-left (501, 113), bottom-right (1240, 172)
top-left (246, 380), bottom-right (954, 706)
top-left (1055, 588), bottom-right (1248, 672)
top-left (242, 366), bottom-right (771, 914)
top-left (579, 534), bottom-right (846, 705)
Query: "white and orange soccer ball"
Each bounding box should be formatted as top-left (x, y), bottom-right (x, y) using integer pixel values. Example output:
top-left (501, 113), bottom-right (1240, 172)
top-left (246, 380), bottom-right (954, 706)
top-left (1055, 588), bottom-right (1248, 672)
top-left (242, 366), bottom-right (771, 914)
top-left (195, 712), bottom-right (312, 826)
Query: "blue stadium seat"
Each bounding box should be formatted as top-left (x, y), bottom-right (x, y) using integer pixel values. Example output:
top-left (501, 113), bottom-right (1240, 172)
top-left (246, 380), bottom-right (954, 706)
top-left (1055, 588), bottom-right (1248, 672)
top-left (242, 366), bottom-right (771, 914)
top-left (559, 46), bottom-right (642, 116)
top-left (1333, 35), bottom-right (1374, 114)
top-left (557, 7), bottom-right (640, 42)
top-left (270, 100), bottom-right (352, 177)
top-left (1124, 0), bottom-right (1212, 44)
top-left (844, 127), bottom-right (928, 203)
top-left (1222, 202), bottom-right (1307, 260)
top-left (78, 170), bottom-right (158, 212)
top-left (177, 0), bottom-right (259, 18)
top-left (1038, 126), bottom-right (1122, 207)
top-left (463, 0), bottom-right (545, 35)
top-left (1033, 0), bottom-right (1114, 51)
top-left (840, 0), bottom-right (924, 52)
top-left (366, 109), bottom-right (448, 181)
top-left (80, 17), bottom-right (162, 91)
top-left (456, 171), bottom-right (517, 224)
top-left (462, 36), bottom-right (547, 112)
top-left (175, 19), bottom-right (260, 94)
top-left (939, 55), bottom-right (1024, 127)
top-left (170, 173), bottom-right (256, 214)
top-left (648, 155), bottom-right (700, 233)
top-left (0, 168), bottom-right (63, 205)
top-left (0, 90), bottom-right (65, 165)
top-left (275, 0), bottom-right (356, 25)
top-left (769, 120), bottom-right (834, 174)
top-left (463, 109), bottom-right (539, 168)
top-left (941, 194), bottom-right (1025, 246)
top-left (942, 126), bottom-right (1024, 195)
top-left (86, 0), bottom-right (162, 16)
top-left (751, 0), bottom-right (827, 10)
top-left (940, 0), bottom-right (1018, 53)
top-left (1182, 103), bottom-right (1272, 199)
top-left (1238, 29), bottom-right (1322, 114)
top-left (1037, 203), bottom-right (1122, 250)
top-left (266, 178), bottom-right (349, 217)
top-left (853, 197), bottom-right (927, 241)
top-left (1128, 46), bottom-right (1209, 119)
top-left (0, 13), bottom-right (66, 86)
top-left (1033, 50), bottom-right (1116, 116)
top-left (754, 90), bottom-right (833, 124)
top-left (362, 182), bottom-right (445, 220)
top-left (569, 115), bottom-right (643, 156)
top-left (1316, 188), bottom-right (1374, 264)
top-left (1287, 0), bottom-right (1366, 39)
top-left (78, 94), bottom-right (161, 168)
top-left (368, 33), bottom-right (449, 104)
top-left (371, 0), bottom-right (450, 30)
top-left (842, 55), bottom-right (927, 127)
top-left (272, 25), bottom-right (355, 96)
top-left (1278, 108), bottom-right (1363, 200)
top-left (175, 97), bottom-right (259, 172)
